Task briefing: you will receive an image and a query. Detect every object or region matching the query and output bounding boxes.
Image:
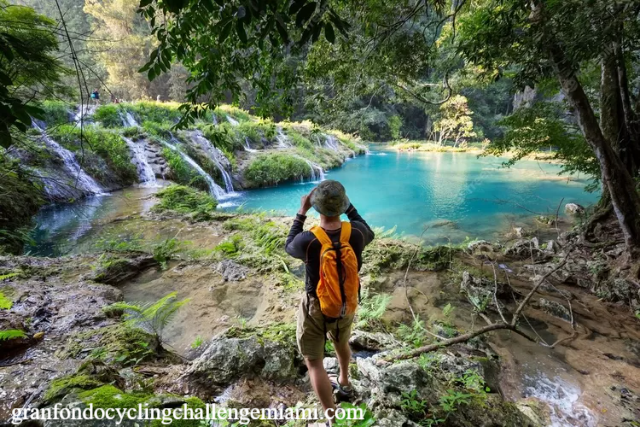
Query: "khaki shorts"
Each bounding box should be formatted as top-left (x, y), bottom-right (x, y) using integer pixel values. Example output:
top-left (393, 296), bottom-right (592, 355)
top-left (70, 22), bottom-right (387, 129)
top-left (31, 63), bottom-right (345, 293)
top-left (296, 294), bottom-right (354, 360)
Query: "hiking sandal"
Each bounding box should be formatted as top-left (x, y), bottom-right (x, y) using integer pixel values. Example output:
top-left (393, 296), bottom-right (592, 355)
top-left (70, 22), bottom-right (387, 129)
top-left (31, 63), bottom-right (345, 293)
top-left (330, 378), bottom-right (355, 403)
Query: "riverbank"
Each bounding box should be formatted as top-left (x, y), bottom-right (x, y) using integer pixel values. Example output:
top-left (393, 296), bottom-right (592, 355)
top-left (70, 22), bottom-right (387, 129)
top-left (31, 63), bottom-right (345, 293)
top-left (1, 191), bottom-right (638, 426)
top-left (385, 140), bottom-right (565, 164)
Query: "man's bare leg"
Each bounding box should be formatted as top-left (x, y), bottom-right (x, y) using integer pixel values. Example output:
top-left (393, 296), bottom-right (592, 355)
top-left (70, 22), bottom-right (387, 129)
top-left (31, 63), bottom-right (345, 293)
top-left (334, 338), bottom-right (352, 387)
top-left (306, 358), bottom-right (336, 425)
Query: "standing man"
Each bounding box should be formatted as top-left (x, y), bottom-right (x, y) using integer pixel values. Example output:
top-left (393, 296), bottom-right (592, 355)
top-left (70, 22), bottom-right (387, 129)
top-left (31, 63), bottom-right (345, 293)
top-left (285, 180), bottom-right (374, 425)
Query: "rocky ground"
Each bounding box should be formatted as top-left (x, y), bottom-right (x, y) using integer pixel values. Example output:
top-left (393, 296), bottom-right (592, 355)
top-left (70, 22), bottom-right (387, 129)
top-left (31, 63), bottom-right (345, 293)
top-left (1, 201), bottom-right (639, 426)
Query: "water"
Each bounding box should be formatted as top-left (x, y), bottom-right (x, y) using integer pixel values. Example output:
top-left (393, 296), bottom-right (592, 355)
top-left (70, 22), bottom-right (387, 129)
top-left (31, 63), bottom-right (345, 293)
top-left (324, 134), bottom-right (340, 152)
top-left (276, 128), bottom-right (291, 148)
top-left (162, 138), bottom-right (227, 199)
top-left (33, 125), bottom-right (104, 196)
top-left (297, 157), bottom-right (325, 183)
top-left (123, 111), bottom-right (139, 127)
top-left (244, 137), bottom-right (258, 153)
top-left (26, 187), bottom-right (159, 257)
top-left (188, 131), bottom-right (237, 194)
top-left (123, 137), bottom-right (157, 186)
top-left (222, 149), bottom-right (599, 243)
top-left (226, 115), bottom-right (239, 126)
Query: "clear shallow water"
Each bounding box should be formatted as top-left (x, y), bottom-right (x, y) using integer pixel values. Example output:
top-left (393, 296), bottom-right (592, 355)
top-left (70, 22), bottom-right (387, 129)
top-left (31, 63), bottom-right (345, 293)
top-left (223, 150), bottom-right (599, 243)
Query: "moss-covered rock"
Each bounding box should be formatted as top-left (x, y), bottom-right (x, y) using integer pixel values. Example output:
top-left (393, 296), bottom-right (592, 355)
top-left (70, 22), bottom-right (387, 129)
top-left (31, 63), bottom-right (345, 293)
top-left (185, 323), bottom-right (301, 394)
top-left (91, 252), bottom-right (158, 285)
top-left (58, 324), bottom-right (161, 366)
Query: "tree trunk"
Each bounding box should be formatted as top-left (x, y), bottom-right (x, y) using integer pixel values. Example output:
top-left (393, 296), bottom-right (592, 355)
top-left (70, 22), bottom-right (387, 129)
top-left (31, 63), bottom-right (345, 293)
top-left (547, 41), bottom-right (640, 253)
top-left (614, 42), bottom-right (640, 175)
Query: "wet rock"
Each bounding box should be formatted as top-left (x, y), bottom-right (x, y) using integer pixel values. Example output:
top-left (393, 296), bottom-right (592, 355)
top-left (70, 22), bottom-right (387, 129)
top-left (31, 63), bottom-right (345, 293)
top-left (505, 237), bottom-right (550, 261)
top-left (447, 395), bottom-right (541, 427)
top-left (349, 330), bottom-right (402, 352)
top-left (466, 240), bottom-right (501, 260)
top-left (89, 253), bottom-right (157, 285)
top-left (539, 298), bottom-right (572, 322)
top-left (323, 357), bottom-right (339, 375)
top-left (543, 240), bottom-right (558, 254)
top-left (564, 203), bottom-right (585, 215)
top-left (184, 324), bottom-right (302, 393)
top-left (215, 260), bottom-right (249, 281)
top-left (357, 358), bottom-right (431, 396)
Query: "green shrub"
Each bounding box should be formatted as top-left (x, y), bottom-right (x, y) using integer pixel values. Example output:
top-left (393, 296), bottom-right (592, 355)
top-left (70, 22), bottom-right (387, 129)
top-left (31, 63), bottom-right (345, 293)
top-left (0, 154), bottom-right (44, 253)
top-left (123, 101), bottom-right (182, 124)
top-left (48, 125), bottom-right (137, 183)
top-left (94, 105), bottom-right (123, 128)
top-left (40, 100), bottom-right (71, 126)
top-left (153, 184), bottom-right (217, 216)
top-left (245, 153), bottom-right (311, 187)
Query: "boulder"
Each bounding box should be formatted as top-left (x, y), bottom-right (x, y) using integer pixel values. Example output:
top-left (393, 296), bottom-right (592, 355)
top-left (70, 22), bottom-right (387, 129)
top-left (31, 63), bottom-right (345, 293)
top-left (184, 324), bottom-right (302, 392)
top-left (349, 330), bottom-right (402, 352)
top-left (215, 260), bottom-right (249, 281)
top-left (505, 237), bottom-right (550, 261)
top-left (564, 203), bottom-right (585, 215)
top-left (357, 358), bottom-right (432, 397)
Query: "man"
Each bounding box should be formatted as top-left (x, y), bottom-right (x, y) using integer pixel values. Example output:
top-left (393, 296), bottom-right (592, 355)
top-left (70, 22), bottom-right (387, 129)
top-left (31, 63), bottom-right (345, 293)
top-left (285, 180), bottom-right (374, 425)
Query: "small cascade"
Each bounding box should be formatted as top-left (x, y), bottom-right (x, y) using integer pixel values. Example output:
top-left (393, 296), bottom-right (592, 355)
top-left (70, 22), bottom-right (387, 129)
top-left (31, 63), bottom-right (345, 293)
top-left (32, 123), bottom-right (103, 196)
top-left (324, 134), bottom-right (341, 152)
top-left (73, 104), bottom-right (96, 124)
top-left (189, 131), bottom-right (236, 194)
top-left (212, 114), bottom-right (218, 126)
top-left (123, 137), bottom-right (157, 186)
top-left (226, 115), bottom-right (239, 126)
top-left (120, 111), bottom-right (139, 127)
top-left (162, 136), bottom-right (226, 199)
top-left (275, 127), bottom-right (291, 148)
top-left (244, 137), bottom-right (258, 153)
top-left (298, 157), bottom-right (325, 182)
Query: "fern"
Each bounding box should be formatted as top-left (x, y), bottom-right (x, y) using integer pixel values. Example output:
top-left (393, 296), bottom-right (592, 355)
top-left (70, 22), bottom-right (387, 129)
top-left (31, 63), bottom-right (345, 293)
top-left (106, 292), bottom-right (189, 342)
top-left (0, 329), bottom-right (26, 341)
top-left (0, 292), bottom-right (12, 310)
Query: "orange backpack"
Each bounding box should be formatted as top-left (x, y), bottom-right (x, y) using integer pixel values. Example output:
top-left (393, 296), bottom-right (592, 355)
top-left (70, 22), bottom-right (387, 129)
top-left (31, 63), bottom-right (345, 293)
top-left (310, 222), bottom-right (360, 319)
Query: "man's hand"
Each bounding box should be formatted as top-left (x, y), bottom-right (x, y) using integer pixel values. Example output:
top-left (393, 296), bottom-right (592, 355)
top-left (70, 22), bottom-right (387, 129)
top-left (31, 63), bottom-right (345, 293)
top-left (298, 188), bottom-right (316, 215)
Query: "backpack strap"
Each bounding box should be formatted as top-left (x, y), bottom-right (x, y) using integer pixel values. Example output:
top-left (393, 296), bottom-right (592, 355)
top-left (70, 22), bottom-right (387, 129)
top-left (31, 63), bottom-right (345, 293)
top-left (310, 225), bottom-right (332, 247)
top-left (339, 222), bottom-right (351, 244)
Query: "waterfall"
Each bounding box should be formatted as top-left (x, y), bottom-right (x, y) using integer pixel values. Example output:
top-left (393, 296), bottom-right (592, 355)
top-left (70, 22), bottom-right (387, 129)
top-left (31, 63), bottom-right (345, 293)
top-left (73, 104), bottom-right (96, 124)
top-left (244, 137), bottom-right (258, 153)
top-left (324, 134), bottom-right (341, 152)
top-left (33, 123), bottom-right (103, 196)
top-left (120, 111), bottom-right (139, 127)
top-left (189, 131), bottom-right (236, 193)
top-left (212, 114), bottom-right (218, 126)
top-left (275, 128), bottom-right (291, 148)
top-left (226, 115), bottom-right (239, 126)
top-left (123, 137), bottom-right (157, 186)
top-left (297, 157), bottom-right (325, 182)
top-left (162, 136), bottom-right (226, 199)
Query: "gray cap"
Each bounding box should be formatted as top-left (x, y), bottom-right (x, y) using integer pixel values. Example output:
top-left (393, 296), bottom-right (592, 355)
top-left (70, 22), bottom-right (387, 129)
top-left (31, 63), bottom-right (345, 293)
top-left (311, 180), bottom-right (350, 217)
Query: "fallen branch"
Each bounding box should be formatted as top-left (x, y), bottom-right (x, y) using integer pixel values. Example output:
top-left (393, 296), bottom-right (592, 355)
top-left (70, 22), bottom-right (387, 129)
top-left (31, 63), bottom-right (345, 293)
top-left (382, 248), bottom-right (574, 363)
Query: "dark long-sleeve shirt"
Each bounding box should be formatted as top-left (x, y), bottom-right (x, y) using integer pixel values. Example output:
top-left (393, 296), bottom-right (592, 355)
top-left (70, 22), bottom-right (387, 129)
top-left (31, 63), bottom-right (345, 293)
top-left (285, 204), bottom-right (375, 296)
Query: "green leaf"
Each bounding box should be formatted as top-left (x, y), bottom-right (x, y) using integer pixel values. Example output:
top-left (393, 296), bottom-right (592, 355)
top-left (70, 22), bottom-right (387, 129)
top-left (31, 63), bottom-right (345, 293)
top-left (295, 2), bottom-right (316, 28)
top-left (324, 22), bottom-right (335, 43)
top-left (219, 21), bottom-right (232, 42)
top-left (311, 22), bottom-right (322, 42)
top-left (275, 18), bottom-right (288, 43)
top-left (0, 291), bottom-right (12, 310)
top-left (0, 329), bottom-right (26, 341)
top-left (289, 0), bottom-right (306, 15)
top-left (236, 20), bottom-right (247, 44)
